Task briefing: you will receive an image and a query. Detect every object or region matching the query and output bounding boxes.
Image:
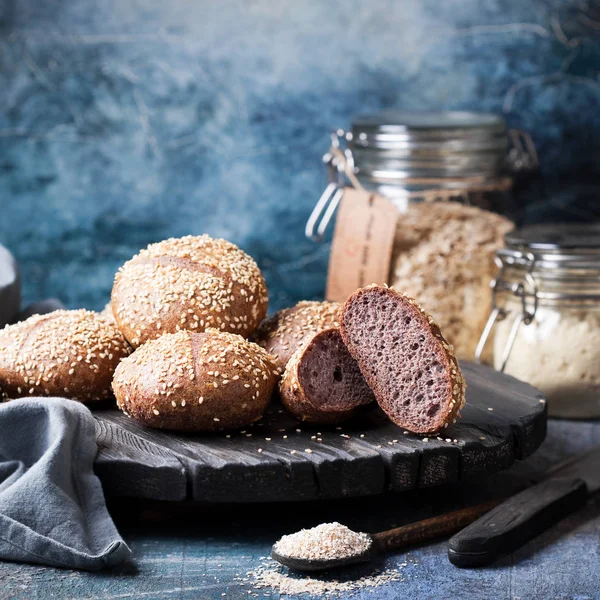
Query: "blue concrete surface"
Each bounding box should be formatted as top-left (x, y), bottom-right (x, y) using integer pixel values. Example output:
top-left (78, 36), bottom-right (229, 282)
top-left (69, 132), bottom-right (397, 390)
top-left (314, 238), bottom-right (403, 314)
top-left (1, 0), bottom-right (600, 313)
top-left (1, 419), bottom-right (599, 599)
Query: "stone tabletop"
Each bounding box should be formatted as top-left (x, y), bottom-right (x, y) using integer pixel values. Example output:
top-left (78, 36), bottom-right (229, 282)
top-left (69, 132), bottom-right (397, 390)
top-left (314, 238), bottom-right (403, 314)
top-left (2, 419), bottom-right (599, 600)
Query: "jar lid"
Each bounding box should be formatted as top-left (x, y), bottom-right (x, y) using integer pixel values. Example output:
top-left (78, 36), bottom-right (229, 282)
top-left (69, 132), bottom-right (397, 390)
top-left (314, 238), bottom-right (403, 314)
top-left (502, 223), bottom-right (600, 271)
top-left (506, 223), bottom-right (600, 251)
top-left (352, 110), bottom-right (505, 131)
top-left (351, 111), bottom-right (507, 149)
top-left (349, 111), bottom-right (509, 180)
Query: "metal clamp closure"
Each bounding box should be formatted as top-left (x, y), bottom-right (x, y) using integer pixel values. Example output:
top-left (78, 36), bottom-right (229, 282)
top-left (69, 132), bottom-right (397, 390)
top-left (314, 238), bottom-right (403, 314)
top-left (475, 251), bottom-right (537, 371)
top-left (305, 130), bottom-right (355, 242)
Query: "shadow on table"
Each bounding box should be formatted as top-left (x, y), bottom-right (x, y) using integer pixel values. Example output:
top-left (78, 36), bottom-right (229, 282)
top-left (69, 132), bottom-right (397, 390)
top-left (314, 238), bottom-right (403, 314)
top-left (102, 449), bottom-right (600, 574)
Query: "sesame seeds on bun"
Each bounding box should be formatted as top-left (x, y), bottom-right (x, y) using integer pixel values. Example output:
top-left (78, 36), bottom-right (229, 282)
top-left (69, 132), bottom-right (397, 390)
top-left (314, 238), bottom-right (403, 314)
top-left (0, 309), bottom-right (131, 403)
top-left (98, 302), bottom-right (116, 325)
top-left (112, 329), bottom-right (279, 431)
top-left (111, 235), bottom-right (268, 348)
top-left (254, 301), bottom-right (341, 371)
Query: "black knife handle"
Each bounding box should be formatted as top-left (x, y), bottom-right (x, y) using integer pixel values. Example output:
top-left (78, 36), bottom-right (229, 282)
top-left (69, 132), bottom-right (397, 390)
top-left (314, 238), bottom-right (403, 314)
top-left (448, 477), bottom-right (588, 568)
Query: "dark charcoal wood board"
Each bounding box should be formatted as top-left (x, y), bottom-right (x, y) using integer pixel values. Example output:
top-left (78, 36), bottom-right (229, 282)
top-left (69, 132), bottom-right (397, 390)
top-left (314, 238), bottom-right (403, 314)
top-left (93, 362), bottom-right (547, 503)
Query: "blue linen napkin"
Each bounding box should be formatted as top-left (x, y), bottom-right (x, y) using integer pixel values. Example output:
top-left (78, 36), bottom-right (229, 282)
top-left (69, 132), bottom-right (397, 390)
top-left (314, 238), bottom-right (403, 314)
top-left (0, 397), bottom-right (131, 570)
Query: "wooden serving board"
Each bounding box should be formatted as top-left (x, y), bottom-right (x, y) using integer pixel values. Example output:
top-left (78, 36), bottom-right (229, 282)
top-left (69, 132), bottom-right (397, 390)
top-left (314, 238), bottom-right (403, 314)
top-left (93, 362), bottom-right (547, 503)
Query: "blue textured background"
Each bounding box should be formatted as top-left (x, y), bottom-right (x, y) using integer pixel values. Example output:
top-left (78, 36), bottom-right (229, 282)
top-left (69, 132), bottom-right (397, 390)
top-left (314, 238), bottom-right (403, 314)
top-left (1, 0), bottom-right (600, 312)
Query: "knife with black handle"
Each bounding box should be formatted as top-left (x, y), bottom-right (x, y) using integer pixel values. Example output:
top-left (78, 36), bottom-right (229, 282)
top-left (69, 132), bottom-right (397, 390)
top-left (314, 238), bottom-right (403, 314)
top-left (448, 448), bottom-right (599, 567)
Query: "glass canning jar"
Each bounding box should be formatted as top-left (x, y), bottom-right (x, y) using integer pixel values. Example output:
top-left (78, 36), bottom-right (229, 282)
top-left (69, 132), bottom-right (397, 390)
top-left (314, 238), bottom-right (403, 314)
top-left (476, 223), bottom-right (600, 418)
top-left (307, 111), bottom-right (536, 241)
top-left (306, 111), bottom-right (536, 361)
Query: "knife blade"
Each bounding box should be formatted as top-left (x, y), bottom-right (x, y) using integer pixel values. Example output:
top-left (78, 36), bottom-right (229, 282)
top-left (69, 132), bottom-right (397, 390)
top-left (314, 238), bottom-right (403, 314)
top-left (448, 447), bottom-right (600, 568)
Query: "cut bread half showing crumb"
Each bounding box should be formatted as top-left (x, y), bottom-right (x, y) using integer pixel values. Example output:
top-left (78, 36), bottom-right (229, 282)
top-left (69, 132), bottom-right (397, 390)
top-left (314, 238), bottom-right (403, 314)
top-left (279, 328), bottom-right (374, 424)
top-left (340, 285), bottom-right (466, 434)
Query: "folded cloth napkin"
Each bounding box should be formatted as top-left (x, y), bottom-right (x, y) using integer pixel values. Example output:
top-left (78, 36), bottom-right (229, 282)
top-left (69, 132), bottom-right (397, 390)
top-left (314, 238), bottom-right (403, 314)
top-left (0, 397), bottom-right (131, 570)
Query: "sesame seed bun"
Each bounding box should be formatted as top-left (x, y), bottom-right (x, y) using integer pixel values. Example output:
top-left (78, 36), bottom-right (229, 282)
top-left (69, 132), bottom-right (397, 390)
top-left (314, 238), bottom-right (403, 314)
top-left (253, 301), bottom-right (341, 372)
top-left (0, 309), bottom-right (132, 403)
top-left (112, 329), bottom-right (279, 432)
top-left (98, 302), bottom-right (116, 325)
top-left (111, 235), bottom-right (268, 348)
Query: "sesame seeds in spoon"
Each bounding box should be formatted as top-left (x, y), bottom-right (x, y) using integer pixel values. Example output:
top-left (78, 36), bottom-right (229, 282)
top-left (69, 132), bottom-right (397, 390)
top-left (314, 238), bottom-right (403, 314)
top-left (271, 522), bottom-right (374, 572)
top-left (271, 501), bottom-right (500, 572)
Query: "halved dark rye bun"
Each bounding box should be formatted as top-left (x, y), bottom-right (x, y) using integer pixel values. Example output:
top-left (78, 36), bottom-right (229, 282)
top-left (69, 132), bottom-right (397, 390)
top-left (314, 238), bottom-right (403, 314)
top-left (279, 328), bottom-right (374, 424)
top-left (340, 285), bottom-right (466, 434)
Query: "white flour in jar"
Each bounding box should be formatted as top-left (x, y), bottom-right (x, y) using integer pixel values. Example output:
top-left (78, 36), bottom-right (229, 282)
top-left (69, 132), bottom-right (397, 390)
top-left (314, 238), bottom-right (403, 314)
top-left (494, 307), bottom-right (600, 417)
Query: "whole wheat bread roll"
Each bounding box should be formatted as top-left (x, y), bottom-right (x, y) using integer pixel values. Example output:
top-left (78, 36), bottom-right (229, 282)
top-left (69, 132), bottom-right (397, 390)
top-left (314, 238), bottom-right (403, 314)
top-left (112, 329), bottom-right (278, 431)
top-left (279, 328), bottom-right (374, 424)
top-left (254, 301), bottom-right (341, 371)
top-left (0, 309), bottom-right (131, 403)
top-left (112, 235), bottom-right (268, 348)
top-left (99, 302), bottom-right (116, 325)
top-left (340, 285), bottom-right (466, 434)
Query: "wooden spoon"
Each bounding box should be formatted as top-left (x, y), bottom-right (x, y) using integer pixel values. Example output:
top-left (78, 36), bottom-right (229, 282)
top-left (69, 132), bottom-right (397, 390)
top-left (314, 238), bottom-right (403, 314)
top-left (271, 500), bottom-right (499, 571)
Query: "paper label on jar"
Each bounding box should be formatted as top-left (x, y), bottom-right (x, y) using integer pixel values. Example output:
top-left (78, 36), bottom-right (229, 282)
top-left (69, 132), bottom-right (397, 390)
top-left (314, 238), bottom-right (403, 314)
top-left (326, 187), bottom-right (398, 302)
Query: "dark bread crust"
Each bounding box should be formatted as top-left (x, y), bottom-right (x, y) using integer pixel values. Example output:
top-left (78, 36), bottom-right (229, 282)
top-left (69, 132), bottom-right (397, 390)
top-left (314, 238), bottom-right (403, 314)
top-left (340, 285), bottom-right (466, 434)
top-left (112, 235), bottom-right (268, 348)
top-left (279, 328), bottom-right (374, 424)
top-left (112, 329), bottom-right (278, 432)
top-left (253, 301), bottom-right (341, 372)
top-left (0, 309), bottom-right (131, 403)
